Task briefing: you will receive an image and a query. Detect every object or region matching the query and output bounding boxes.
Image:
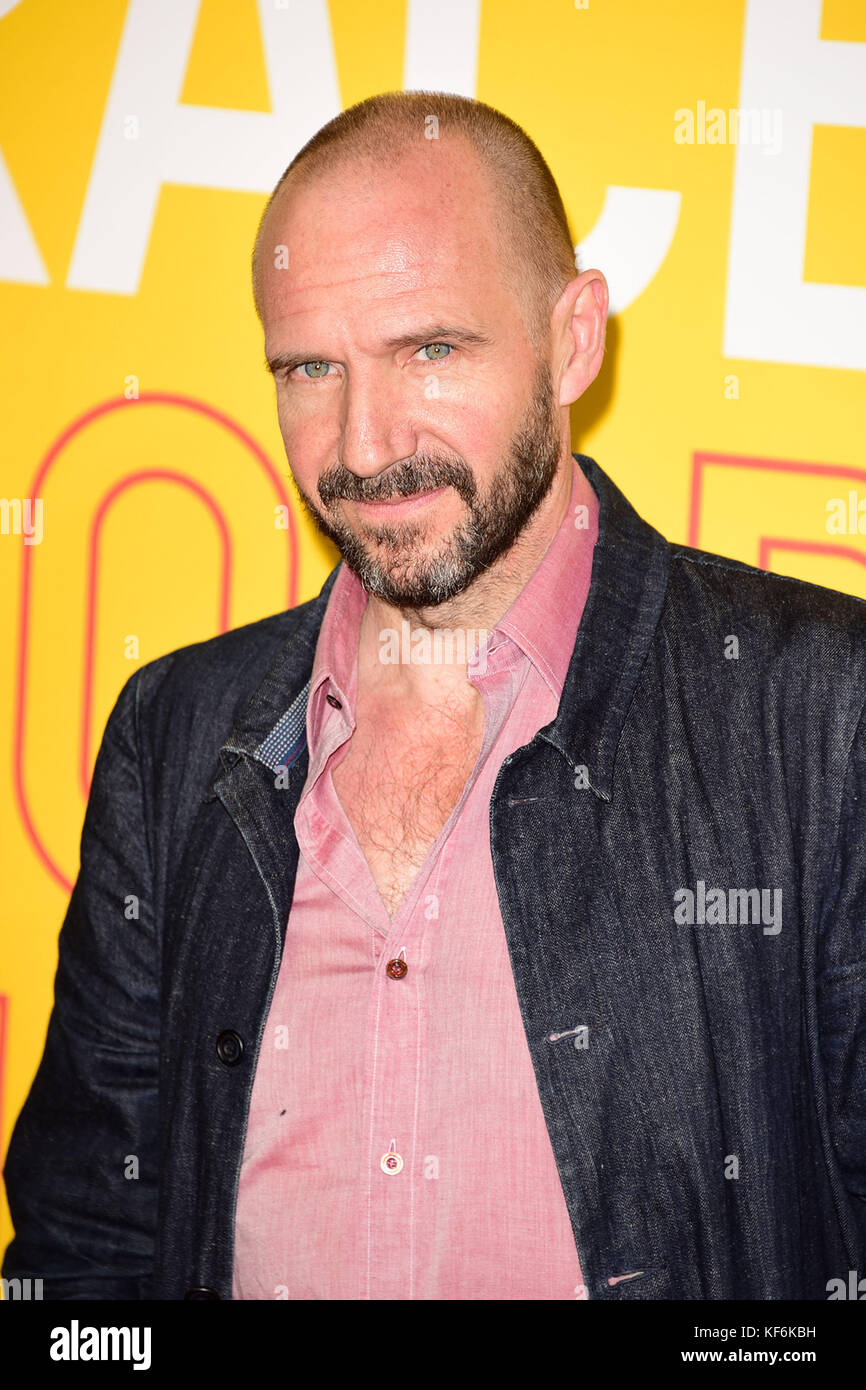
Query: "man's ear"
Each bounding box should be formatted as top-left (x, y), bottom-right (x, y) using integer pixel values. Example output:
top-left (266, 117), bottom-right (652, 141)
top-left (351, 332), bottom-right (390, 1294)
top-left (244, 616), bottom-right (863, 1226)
top-left (555, 269), bottom-right (609, 407)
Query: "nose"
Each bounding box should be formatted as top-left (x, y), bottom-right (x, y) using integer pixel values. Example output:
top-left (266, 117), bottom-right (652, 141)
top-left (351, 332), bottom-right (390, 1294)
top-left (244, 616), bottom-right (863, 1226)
top-left (338, 368), bottom-right (418, 483)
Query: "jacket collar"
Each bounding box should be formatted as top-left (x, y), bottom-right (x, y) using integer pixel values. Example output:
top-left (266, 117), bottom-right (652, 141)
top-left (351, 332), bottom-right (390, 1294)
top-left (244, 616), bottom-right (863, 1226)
top-left (218, 453), bottom-right (671, 801)
top-left (539, 453), bottom-right (671, 801)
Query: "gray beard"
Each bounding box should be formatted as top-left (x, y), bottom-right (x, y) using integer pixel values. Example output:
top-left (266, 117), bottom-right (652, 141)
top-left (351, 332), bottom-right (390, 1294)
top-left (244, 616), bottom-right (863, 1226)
top-left (292, 357), bottom-right (562, 608)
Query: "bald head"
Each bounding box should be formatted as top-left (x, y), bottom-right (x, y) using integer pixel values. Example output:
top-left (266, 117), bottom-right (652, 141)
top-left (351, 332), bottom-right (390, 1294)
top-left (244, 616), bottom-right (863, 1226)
top-left (254, 136), bottom-right (553, 350)
top-left (251, 91), bottom-right (578, 352)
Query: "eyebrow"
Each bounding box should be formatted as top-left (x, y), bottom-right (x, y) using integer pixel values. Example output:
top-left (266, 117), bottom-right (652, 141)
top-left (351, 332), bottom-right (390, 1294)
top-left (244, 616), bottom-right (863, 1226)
top-left (264, 323), bottom-right (493, 376)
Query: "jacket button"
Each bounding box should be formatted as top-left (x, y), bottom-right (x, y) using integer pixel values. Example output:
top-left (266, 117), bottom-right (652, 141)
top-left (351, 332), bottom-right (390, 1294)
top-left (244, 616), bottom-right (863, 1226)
top-left (184, 1287), bottom-right (221, 1299)
top-left (216, 1030), bottom-right (244, 1065)
top-left (386, 958), bottom-right (408, 980)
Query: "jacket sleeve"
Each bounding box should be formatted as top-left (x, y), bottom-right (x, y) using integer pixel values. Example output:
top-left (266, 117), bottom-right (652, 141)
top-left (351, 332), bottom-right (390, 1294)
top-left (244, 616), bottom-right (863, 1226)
top-left (817, 697), bottom-right (866, 1265)
top-left (2, 668), bottom-right (161, 1299)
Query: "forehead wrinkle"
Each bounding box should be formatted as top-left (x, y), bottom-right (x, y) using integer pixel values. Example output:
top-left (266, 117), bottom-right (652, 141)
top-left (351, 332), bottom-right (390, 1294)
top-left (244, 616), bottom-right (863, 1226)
top-left (260, 189), bottom-right (516, 335)
top-left (278, 267), bottom-right (441, 301)
top-left (262, 192), bottom-right (502, 294)
top-left (264, 293), bottom-right (493, 365)
top-left (265, 228), bottom-right (485, 290)
top-left (265, 275), bottom-right (492, 334)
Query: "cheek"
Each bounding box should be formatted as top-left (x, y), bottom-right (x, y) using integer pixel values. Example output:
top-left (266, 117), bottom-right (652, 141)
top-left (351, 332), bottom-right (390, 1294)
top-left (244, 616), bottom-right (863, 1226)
top-left (432, 402), bottom-right (505, 469)
top-left (274, 406), bottom-right (333, 497)
top-left (276, 395), bottom-right (332, 453)
top-left (435, 370), bottom-right (507, 430)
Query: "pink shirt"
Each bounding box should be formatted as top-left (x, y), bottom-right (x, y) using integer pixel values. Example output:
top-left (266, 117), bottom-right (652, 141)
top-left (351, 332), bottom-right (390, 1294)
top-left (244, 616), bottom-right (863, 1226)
top-left (233, 458), bottom-right (599, 1299)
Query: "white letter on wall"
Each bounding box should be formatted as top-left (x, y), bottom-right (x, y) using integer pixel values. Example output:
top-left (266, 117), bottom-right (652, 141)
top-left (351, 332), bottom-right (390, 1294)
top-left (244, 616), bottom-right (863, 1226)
top-left (67, 0), bottom-right (341, 294)
top-left (724, 0), bottom-right (866, 369)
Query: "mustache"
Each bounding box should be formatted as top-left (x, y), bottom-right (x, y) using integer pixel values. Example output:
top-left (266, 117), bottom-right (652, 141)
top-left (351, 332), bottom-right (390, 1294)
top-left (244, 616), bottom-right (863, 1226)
top-left (317, 456), bottom-right (477, 508)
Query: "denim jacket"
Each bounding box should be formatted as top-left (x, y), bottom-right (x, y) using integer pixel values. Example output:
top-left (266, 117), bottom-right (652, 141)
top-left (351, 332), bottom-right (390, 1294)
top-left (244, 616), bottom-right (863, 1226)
top-left (4, 452), bottom-right (866, 1300)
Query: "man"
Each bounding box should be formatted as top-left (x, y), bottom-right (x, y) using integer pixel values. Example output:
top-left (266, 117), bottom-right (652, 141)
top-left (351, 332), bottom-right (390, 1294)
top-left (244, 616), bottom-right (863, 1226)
top-left (3, 90), bottom-right (865, 1301)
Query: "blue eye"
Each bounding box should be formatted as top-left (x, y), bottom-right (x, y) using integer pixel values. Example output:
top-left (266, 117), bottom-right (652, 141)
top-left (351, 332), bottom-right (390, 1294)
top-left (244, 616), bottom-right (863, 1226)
top-left (286, 344), bottom-right (451, 380)
top-left (419, 343), bottom-right (452, 361)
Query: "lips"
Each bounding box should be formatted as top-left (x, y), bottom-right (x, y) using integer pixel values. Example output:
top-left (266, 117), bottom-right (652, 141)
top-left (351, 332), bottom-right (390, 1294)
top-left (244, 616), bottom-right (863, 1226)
top-left (351, 486), bottom-right (446, 515)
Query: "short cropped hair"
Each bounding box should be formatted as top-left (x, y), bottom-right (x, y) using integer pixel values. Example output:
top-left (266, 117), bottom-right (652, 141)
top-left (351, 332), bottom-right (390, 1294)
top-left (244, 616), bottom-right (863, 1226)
top-left (251, 89), bottom-right (578, 349)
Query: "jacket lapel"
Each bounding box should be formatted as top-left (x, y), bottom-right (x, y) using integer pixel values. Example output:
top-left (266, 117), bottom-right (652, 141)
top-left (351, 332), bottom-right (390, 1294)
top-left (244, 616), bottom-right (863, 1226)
top-left (206, 563), bottom-right (340, 947)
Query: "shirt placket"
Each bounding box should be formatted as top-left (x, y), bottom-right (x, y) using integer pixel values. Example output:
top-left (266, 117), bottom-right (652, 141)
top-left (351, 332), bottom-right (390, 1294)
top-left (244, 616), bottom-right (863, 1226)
top-left (358, 654), bottom-right (518, 1300)
top-left (361, 902), bottom-right (426, 1300)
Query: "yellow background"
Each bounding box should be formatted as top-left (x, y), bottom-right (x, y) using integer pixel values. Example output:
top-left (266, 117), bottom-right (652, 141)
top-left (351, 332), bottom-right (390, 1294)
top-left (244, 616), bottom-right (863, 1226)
top-left (2, 0), bottom-right (865, 1264)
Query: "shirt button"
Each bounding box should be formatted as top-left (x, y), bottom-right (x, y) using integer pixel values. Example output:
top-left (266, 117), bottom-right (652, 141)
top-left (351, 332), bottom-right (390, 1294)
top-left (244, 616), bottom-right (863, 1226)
top-left (385, 957), bottom-right (408, 979)
top-left (326, 692), bottom-right (342, 709)
top-left (380, 1150), bottom-right (404, 1175)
